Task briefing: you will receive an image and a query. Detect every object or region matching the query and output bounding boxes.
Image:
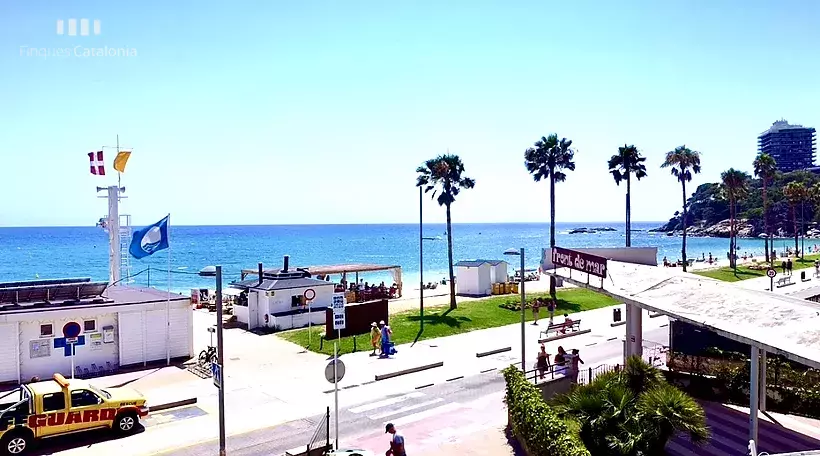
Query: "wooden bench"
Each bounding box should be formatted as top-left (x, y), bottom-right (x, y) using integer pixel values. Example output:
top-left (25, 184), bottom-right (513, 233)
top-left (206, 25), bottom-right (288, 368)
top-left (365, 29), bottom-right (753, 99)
top-left (540, 319), bottom-right (582, 339)
top-left (776, 276), bottom-right (794, 288)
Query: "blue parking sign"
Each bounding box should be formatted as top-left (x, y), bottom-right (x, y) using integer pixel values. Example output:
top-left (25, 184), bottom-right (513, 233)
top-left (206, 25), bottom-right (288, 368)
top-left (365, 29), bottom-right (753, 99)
top-left (212, 363), bottom-right (222, 389)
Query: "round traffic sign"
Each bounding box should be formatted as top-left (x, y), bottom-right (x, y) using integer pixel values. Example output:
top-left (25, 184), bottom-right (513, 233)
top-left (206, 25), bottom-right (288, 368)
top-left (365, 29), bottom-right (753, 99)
top-left (304, 288), bottom-right (316, 301)
top-left (63, 322), bottom-right (81, 338)
top-left (325, 357), bottom-right (346, 384)
top-left (766, 268), bottom-right (777, 278)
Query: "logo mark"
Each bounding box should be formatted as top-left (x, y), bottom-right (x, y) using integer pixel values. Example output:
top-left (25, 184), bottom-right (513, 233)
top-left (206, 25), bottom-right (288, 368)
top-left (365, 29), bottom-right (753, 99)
top-left (56, 19), bottom-right (101, 36)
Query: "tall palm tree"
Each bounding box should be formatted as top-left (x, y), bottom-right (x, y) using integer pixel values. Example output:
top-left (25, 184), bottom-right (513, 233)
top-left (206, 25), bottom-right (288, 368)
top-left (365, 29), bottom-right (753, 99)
top-left (416, 154), bottom-right (475, 310)
top-left (784, 181), bottom-right (806, 255)
top-left (661, 146), bottom-right (702, 272)
top-left (608, 145), bottom-right (648, 247)
top-left (553, 356), bottom-right (708, 455)
top-left (720, 169), bottom-right (750, 270)
top-left (753, 153), bottom-right (777, 263)
top-left (524, 134), bottom-right (576, 249)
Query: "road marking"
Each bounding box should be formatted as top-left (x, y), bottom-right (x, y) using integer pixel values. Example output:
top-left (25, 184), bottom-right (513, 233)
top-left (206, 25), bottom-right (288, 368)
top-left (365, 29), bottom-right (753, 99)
top-left (369, 398), bottom-right (445, 420)
top-left (388, 402), bottom-right (462, 427)
top-left (415, 383), bottom-right (434, 389)
top-left (606, 337), bottom-right (617, 341)
top-left (348, 392), bottom-right (425, 414)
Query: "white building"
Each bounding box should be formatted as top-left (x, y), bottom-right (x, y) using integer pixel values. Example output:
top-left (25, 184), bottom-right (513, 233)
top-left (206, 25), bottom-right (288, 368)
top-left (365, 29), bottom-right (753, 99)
top-left (0, 279), bottom-right (193, 385)
top-left (455, 260), bottom-right (508, 297)
top-left (231, 257), bottom-right (335, 330)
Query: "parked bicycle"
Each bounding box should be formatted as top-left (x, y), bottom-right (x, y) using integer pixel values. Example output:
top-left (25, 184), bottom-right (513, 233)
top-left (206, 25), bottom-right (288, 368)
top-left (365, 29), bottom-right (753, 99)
top-left (198, 345), bottom-right (217, 365)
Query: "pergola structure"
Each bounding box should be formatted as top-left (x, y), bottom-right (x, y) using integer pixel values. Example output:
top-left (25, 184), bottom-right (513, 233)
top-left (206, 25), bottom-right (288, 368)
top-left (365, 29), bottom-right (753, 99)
top-left (547, 259), bottom-right (820, 449)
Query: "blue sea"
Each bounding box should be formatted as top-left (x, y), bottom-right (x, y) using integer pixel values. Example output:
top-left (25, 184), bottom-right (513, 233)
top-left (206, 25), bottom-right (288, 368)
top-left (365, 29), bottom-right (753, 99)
top-left (0, 223), bottom-right (786, 293)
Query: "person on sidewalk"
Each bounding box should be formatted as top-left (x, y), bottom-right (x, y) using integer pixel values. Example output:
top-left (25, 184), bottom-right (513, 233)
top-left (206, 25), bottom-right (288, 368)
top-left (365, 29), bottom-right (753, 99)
top-left (567, 348), bottom-right (585, 383)
top-left (546, 298), bottom-right (556, 324)
top-left (536, 344), bottom-right (550, 379)
top-left (787, 258), bottom-right (793, 275)
top-left (385, 423), bottom-right (407, 456)
top-left (531, 298), bottom-right (540, 325)
top-left (379, 320), bottom-right (394, 358)
top-left (370, 322), bottom-right (381, 356)
top-left (554, 346), bottom-right (568, 376)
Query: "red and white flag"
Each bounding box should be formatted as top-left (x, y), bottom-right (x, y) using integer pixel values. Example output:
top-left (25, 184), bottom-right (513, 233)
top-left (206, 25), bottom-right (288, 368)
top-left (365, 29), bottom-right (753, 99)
top-left (88, 151), bottom-right (105, 175)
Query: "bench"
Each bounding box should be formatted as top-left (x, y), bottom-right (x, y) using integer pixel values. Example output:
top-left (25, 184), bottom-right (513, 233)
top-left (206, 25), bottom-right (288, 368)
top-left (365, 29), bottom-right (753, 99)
top-left (776, 276), bottom-right (794, 288)
top-left (540, 319), bottom-right (582, 339)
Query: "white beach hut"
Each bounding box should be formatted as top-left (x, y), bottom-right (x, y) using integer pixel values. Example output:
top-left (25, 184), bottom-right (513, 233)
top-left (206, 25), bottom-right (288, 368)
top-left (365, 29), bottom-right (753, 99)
top-left (455, 259), bottom-right (507, 297)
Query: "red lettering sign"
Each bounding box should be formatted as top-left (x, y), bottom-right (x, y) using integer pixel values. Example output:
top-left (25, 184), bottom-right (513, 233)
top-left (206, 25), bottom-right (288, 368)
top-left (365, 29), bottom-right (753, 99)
top-left (100, 408), bottom-right (116, 421)
top-left (64, 411), bottom-right (81, 425)
top-left (26, 408), bottom-right (118, 428)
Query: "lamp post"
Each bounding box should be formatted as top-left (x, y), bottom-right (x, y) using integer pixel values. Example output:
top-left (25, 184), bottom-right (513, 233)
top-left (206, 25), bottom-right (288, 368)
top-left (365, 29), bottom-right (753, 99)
top-left (418, 185), bottom-right (436, 334)
top-left (504, 248), bottom-right (525, 371)
top-left (199, 265), bottom-right (226, 456)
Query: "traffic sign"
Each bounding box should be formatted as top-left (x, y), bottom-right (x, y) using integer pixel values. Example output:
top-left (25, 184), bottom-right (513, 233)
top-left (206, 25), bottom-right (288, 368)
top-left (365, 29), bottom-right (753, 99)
top-left (304, 288), bottom-right (316, 301)
top-left (325, 357), bottom-right (346, 383)
top-left (212, 363), bottom-right (222, 388)
top-left (331, 293), bottom-right (346, 330)
top-left (766, 268), bottom-right (777, 278)
top-left (333, 312), bottom-right (346, 330)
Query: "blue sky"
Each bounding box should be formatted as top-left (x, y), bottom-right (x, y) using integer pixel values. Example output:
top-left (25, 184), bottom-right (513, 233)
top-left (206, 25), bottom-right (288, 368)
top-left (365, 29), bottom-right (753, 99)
top-left (1, 1), bottom-right (818, 226)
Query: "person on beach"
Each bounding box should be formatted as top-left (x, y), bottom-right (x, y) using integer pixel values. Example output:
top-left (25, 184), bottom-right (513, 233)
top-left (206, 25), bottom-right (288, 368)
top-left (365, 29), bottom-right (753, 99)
top-left (370, 322), bottom-right (381, 356)
top-left (708, 252), bottom-right (713, 264)
top-left (531, 298), bottom-right (540, 325)
top-left (536, 344), bottom-right (550, 379)
top-left (547, 298), bottom-right (556, 324)
top-left (384, 423), bottom-right (406, 456)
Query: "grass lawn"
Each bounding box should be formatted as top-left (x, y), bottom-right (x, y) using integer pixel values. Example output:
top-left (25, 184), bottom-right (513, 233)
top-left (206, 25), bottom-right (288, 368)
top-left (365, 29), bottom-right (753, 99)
top-left (694, 253), bottom-right (820, 283)
top-left (278, 288), bottom-right (619, 355)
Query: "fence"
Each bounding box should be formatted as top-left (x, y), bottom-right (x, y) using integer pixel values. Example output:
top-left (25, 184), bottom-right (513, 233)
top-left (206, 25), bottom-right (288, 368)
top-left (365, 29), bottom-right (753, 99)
top-left (306, 406), bottom-right (330, 455)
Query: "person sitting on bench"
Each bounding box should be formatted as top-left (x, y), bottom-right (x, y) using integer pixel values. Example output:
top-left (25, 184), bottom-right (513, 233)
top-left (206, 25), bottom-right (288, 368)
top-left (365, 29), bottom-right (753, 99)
top-left (561, 314), bottom-right (574, 334)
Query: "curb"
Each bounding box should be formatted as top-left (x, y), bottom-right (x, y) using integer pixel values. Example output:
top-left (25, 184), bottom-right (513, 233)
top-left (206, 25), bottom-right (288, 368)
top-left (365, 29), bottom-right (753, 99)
top-left (374, 361), bottom-right (444, 381)
top-left (538, 328), bottom-right (591, 344)
top-left (476, 347), bottom-right (512, 358)
top-left (649, 312), bottom-right (664, 318)
top-left (148, 398), bottom-right (197, 413)
top-left (610, 321), bottom-right (626, 327)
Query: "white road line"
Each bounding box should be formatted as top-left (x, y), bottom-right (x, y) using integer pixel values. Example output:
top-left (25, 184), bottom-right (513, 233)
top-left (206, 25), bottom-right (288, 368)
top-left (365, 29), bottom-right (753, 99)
top-left (388, 402), bottom-right (462, 427)
top-left (348, 392), bottom-right (425, 414)
top-left (369, 398), bottom-right (445, 420)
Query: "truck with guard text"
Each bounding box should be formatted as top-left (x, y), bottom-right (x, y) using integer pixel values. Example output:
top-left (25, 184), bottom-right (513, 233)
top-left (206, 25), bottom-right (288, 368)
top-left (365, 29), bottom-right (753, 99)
top-left (0, 373), bottom-right (148, 455)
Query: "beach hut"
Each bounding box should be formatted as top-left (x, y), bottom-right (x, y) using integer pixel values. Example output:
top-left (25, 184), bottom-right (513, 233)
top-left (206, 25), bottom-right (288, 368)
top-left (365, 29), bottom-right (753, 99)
top-left (0, 278), bottom-right (193, 384)
top-left (455, 259), bottom-right (507, 297)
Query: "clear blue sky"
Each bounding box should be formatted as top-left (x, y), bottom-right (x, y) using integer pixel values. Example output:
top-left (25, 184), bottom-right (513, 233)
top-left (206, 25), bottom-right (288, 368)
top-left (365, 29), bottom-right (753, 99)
top-left (1, 1), bottom-right (818, 226)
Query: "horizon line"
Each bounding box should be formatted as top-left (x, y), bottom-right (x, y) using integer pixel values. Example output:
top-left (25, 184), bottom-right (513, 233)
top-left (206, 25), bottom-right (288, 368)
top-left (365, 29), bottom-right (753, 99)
top-left (0, 221), bottom-right (667, 229)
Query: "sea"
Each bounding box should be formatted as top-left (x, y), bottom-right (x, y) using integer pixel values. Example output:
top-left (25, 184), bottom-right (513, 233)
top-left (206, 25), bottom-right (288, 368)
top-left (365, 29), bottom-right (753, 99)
top-left (0, 222), bottom-right (790, 293)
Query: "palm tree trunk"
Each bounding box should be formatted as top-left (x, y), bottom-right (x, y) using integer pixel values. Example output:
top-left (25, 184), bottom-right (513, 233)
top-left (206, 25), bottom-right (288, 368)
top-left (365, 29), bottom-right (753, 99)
top-left (681, 180), bottom-right (688, 272)
top-left (626, 172), bottom-right (631, 247)
top-left (729, 201), bottom-right (736, 269)
top-left (550, 173), bottom-right (556, 249)
top-left (763, 181), bottom-right (769, 263)
top-left (445, 202), bottom-right (457, 310)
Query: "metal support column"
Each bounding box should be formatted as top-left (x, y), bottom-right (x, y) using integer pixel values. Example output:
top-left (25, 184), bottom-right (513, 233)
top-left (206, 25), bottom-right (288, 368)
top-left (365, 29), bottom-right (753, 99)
top-left (624, 303), bottom-right (643, 360)
top-left (759, 350), bottom-right (767, 412)
top-left (749, 345), bottom-right (760, 447)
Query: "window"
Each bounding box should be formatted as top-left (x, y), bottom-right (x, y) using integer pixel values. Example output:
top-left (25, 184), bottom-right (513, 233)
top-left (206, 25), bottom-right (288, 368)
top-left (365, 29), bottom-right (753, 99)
top-left (42, 392), bottom-right (65, 412)
top-left (71, 389), bottom-right (102, 407)
top-left (83, 320), bottom-right (96, 332)
top-left (40, 324), bottom-right (53, 338)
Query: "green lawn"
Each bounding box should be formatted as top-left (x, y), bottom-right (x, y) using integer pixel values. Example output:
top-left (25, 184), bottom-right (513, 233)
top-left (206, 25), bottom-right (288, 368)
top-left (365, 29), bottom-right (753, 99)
top-left (694, 253), bottom-right (820, 283)
top-left (278, 288), bottom-right (619, 355)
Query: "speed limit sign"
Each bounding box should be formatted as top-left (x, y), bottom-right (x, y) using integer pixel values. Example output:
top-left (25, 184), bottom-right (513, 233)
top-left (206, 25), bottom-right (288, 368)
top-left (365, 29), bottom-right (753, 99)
top-left (766, 268), bottom-right (777, 278)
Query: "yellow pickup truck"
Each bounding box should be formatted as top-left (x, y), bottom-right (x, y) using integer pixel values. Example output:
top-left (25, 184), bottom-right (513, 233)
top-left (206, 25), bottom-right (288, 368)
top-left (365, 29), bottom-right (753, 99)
top-left (0, 373), bottom-right (149, 455)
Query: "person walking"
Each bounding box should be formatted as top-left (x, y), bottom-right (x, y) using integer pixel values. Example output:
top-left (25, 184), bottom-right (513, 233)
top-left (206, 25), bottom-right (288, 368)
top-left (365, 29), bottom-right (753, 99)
top-left (370, 322), bottom-right (381, 356)
top-left (554, 346), bottom-right (568, 376)
top-left (782, 260), bottom-right (787, 274)
top-left (536, 344), bottom-right (550, 380)
top-left (385, 423), bottom-right (407, 456)
top-left (787, 258), bottom-right (793, 275)
top-left (567, 348), bottom-right (585, 383)
top-left (531, 298), bottom-right (540, 325)
top-left (546, 297), bottom-right (556, 324)
top-left (379, 320), bottom-right (393, 358)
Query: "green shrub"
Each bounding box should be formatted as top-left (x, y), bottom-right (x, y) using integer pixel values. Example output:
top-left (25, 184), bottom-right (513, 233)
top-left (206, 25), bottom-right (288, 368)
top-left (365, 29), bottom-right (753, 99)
top-left (503, 366), bottom-right (590, 456)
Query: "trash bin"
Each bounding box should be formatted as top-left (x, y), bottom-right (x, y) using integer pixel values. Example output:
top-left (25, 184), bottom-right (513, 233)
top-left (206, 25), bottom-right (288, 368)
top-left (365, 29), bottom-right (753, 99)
top-left (802, 270), bottom-right (806, 281)
top-left (613, 308), bottom-right (622, 322)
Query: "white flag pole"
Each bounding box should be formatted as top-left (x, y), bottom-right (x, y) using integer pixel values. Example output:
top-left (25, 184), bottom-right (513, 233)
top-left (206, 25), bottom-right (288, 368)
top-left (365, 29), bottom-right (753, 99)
top-left (166, 214), bottom-right (171, 366)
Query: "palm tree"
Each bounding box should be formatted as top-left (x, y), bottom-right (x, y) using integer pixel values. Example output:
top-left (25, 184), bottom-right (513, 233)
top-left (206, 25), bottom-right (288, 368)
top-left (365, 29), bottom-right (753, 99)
top-left (524, 134), bottom-right (576, 249)
top-left (608, 145), bottom-right (648, 247)
top-left (784, 181), bottom-right (806, 255)
top-left (661, 146), bottom-right (702, 272)
top-left (720, 169), bottom-right (750, 271)
top-left (416, 154), bottom-right (475, 310)
top-left (553, 356), bottom-right (708, 455)
top-left (753, 153), bottom-right (777, 263)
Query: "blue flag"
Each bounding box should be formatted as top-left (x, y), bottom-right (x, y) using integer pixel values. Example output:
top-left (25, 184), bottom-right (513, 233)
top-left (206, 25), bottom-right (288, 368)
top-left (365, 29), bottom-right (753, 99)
top-left (129, 215), bottom-right (170, 259)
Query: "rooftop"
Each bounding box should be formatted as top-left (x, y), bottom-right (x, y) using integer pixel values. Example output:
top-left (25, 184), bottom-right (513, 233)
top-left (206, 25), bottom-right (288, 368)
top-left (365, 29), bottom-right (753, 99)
top-left (760, 119), bottom-right (816, 136)
top-left (549, 261), bottom-right (820, 369)
top-left (242, 263), bottom-right (401, 277)
top-left (232, 277), bottom-right (335, 291)
top-left (455, 259), bottom-right (507, 267)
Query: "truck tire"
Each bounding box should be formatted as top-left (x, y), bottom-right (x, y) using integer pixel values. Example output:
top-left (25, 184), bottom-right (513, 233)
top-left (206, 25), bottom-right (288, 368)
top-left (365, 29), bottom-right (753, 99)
top-left (114, 412), bottom-right (138, 434)
top-left (1, 430), bottom-right (32, 455)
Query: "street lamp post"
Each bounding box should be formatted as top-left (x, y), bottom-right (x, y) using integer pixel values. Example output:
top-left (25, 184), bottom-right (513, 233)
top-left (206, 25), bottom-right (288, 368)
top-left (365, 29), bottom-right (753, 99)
top-left (418, 185), bottom-right (436, 334)
top-left (199, 265), bottom-right (226, 456)
top-left (504, 248), bottom-right (525, 371)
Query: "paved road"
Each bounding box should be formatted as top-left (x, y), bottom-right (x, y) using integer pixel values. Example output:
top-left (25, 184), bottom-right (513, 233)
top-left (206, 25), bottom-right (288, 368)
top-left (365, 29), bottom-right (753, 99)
top-left (159, 326), bottom-right (669, 456)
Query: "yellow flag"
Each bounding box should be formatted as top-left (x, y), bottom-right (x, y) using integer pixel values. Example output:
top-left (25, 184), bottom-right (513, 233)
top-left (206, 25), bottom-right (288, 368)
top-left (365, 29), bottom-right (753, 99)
top-left (113, 151), bottom-right (132, 173)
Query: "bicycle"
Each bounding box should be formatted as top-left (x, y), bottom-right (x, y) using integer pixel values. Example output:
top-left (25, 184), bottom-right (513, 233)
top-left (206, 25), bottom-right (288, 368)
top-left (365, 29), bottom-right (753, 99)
top-left (198, 345), bottom-right (217, 365)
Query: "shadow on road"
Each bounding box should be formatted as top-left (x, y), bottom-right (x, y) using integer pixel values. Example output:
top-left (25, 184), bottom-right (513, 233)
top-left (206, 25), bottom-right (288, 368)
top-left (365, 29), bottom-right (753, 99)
top-left (29, 424), bottom-right (145, 455)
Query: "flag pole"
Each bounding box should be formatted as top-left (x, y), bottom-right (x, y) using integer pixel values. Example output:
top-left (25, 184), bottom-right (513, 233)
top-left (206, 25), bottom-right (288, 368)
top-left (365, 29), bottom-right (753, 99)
top-left (166, 213), bottom-right (171, 366)
top-left (116, 134), bottom-right (121, 189)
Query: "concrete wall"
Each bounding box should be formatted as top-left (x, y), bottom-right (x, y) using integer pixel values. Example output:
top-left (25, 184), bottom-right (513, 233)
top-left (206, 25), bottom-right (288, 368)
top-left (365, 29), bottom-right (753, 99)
top-left (534, 374), bottom-right (573, 401)
top-left (541, 246), bottom-right (658, 269)
top-left (269, 310), bottom-right (325, 331)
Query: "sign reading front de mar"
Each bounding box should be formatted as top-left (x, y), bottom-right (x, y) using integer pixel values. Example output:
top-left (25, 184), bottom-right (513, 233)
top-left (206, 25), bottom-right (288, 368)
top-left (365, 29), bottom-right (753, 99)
top-left (551, 247), bottom-right (608, 278)
top-left (331, 293), bottom-right (346, 330)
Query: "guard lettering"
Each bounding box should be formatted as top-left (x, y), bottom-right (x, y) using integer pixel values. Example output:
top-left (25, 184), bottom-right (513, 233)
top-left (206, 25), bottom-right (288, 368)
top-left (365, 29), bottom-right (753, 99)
top-left (64, 411), bottom-right (82, 425)
top-left (100, 408), bottom-right (116, 421)
top-left (82, 410), bottom-right (100, 422)
top-left (27, 415), bottom-right (46, 428)
top-left (47, 413), bottom-right (65, 426)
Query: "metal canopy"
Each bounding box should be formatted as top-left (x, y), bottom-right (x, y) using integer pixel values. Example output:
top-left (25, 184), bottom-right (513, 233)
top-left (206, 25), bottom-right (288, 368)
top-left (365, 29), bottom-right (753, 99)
top-left (242, 263), bottom-right (401, 277)
top-left (0, 280), bottom-right (108, 305)
top-left (549, 260), bottom-right (820, 369)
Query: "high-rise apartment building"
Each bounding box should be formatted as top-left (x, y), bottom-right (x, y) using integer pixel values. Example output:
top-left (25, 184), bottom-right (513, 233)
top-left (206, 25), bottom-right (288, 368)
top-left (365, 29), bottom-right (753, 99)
top-left (757, 120), bottom-right (817, 172)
